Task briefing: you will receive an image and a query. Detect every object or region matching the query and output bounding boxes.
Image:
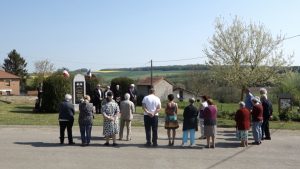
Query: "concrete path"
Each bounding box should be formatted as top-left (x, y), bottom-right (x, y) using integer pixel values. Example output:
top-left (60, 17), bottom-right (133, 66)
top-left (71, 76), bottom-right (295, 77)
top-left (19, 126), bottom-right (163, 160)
top-left (0, 126), bottom-right (300, 169)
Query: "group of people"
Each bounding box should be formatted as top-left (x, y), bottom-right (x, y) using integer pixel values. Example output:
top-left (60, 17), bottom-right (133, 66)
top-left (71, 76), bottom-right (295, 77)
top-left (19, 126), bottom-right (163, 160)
top-left (58, 83), bottom-right (136, 146)
top-left (58, 85), bottom-right (272, 148)
top-left (235, 88), bottom-right (273, 147)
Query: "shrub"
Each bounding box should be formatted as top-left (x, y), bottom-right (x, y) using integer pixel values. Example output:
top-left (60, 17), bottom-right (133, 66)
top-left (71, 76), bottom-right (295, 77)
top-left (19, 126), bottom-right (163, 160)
top-left (41, 74), bottom-right (71, 113)
top-left (290, 112), bottom-right (300, 122)
top-left (270, 114), bottom-right (279, 121)
top-left (85, 75), bottom-right (101, 99)
top-left (279, 108), bottom-right (291, 121)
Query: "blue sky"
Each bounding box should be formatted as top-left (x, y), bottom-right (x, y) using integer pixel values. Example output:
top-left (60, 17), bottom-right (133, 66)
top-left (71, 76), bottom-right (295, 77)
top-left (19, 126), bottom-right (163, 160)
top-left (0, 0), bottom-right (299, 72)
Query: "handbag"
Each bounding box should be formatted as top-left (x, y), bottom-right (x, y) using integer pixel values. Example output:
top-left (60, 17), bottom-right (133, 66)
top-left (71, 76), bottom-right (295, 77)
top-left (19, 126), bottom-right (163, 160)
top-left (167, 115), bottom-right (177, 121)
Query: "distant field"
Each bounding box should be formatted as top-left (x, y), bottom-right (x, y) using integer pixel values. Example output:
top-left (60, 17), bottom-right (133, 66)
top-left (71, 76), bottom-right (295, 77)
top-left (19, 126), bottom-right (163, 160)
top-left (93, 70), bottom-right (189, 81)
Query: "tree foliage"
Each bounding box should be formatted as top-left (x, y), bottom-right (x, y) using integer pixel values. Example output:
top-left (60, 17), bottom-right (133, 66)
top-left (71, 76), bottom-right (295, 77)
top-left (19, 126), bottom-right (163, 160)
top-left (204, 16), bottom-right (292, 99)
top-left (2, 49), bottom-right (28, 91)
top-left (41, 73), bottom-right (71, 113)
top-left (275, 72), bottom-right (300, 106)
top-left (34, 59), bottom-right (55, 77)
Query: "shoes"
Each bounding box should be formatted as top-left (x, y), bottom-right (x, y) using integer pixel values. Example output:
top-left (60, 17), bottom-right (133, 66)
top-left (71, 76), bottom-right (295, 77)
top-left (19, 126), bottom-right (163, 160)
top-left (80, 143), bottom-right (86, 147)
top-left (181, 143), bottom-right (189, 147)
top-left (104, 142), bottom-right (110, 146)
top-left (144, 142), bottom-right (151, 147)
top-left (251, 141), bottom-right (261, 145)
top-left (190, 144), bottom-right (196, 147)
top-left (112, 143), bottom-right (118, 146)
top-left (152, 143), bottom-right (158, 147)
top-left (68, 142), bottom-right (75, 145)
top-left (265, 137), bottom-right (271, 140)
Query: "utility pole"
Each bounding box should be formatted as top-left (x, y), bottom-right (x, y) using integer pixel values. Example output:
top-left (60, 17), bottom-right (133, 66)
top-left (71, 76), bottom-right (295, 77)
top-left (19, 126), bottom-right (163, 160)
top-left (150, 59), bottom-right (153, 88)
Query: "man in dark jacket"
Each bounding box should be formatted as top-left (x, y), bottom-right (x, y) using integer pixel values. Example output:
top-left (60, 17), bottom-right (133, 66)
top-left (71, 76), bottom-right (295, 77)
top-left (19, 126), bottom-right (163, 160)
top-left (261, 95), bottom-right (273, 140)
top-left (93, 84), bottom-right (103, 114)
top-left (59, 94), bottom-right (75, 145)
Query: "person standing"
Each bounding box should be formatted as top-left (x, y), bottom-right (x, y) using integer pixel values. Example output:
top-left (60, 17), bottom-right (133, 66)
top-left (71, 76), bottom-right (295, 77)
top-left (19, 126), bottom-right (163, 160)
top-left (182, 98), bottom-right (198, 147)
top-left (128, 84), bottom-right (137, 106)
top-left (164, 94), bottom-right (179, 146)
top-left (93, 84), bottom-right (103, 114)
top-left (104, 86), bottom-right (112, 98)
top-left (235, 101), bottom-right (251, 147)
top-left (198, 95), bottom-right (208, 139)
top-left (102, 92), bottom-right (120, 146)
top-left (261, 94), bottom-right (273, 140)
top-left (58, 94), bottom-right (75, 145)
top-left (78, 95), bottom-right (94, 146)
top-left (142, 88), bottom-right (161, 147)
top-left (113, 84), bottom-right (122, 106)
top-left (119, 93), bottom-right (135, 141)
top-left (251, 96), bottom-right (263, 145)
top-left (203, 99), bottom-right (218, 148)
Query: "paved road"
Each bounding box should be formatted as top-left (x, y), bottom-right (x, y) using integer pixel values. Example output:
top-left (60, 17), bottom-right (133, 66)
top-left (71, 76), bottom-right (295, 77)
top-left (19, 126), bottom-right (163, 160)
top-left (0, 126), bottom-right (300, 169)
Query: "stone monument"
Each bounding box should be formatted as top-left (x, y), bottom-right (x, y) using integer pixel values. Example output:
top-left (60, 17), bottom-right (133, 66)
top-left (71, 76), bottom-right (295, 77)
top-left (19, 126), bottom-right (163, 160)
top-left (73, 74), bottom-right (86, 111)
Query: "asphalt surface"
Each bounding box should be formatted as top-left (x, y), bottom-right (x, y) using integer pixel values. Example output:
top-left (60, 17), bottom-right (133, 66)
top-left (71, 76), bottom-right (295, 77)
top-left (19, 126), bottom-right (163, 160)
top-left (0, 126), bottom-right (300, 169)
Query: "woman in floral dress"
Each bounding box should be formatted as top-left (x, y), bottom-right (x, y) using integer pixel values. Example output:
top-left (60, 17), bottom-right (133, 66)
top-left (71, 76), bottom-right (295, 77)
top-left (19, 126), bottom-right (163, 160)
top-left (102, 91), bottom-right (120, 146)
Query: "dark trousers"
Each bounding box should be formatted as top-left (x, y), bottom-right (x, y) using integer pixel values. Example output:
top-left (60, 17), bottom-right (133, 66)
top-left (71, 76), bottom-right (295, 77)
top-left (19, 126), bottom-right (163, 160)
top-left (94, 102), bottom-right (101, 114)
top-left (59, 120), bottom-right (74, 143)
top-left (79, 124), bottom-right (92, 144)
top-left (262, 119), bottom-right (270, 138)
top-left (144, 115), bottom-right (158, 144)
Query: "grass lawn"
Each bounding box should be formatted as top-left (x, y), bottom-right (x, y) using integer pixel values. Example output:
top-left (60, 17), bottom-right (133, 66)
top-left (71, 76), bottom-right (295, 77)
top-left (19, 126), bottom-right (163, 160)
top-left (1, 101), bottom-right (300, 130)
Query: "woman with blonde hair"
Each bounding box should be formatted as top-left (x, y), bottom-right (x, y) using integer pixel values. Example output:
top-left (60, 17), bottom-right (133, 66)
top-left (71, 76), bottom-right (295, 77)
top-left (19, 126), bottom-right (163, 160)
top-left (78, 95), bottom-right (94, 146)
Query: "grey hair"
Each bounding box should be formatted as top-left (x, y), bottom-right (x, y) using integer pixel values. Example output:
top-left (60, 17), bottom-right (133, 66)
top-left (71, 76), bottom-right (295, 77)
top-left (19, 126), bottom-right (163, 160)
top-left (65, 94), bottom-right (72, 101)
top-left (124, 93), bottom-right (130, 100)
top-left (239, 101), bottom-right (246, 107)
top-left (260, 88), bottom-right (267, 95)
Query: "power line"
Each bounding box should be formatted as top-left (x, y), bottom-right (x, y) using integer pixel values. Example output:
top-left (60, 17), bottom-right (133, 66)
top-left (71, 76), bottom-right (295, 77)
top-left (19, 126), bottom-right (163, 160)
top-left (284, 34), bottom-right (300, 40)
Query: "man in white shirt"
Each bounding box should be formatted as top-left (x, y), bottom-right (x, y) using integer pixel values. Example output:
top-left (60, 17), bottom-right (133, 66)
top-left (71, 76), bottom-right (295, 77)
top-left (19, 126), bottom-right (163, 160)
top-left (142, 88), bottom-right (161, 147)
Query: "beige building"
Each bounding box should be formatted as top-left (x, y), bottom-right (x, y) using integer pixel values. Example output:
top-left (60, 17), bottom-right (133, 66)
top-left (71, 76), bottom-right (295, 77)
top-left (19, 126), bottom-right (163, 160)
top-left (137, 76), bottom-right (173, 101)
top-left (0, 70), bottom-right (20, 95)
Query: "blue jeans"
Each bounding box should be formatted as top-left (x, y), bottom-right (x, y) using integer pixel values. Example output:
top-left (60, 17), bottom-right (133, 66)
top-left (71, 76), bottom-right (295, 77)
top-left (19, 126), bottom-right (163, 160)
top-left (182, 129), bottom-right (195, 145)
top-left (252, 121), bottom-right (262, 142)
top-left (79, 124), bottom-right (92, 144)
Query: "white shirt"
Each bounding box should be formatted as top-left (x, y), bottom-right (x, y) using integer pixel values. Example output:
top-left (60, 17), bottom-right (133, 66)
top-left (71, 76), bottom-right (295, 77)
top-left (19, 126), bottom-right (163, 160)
top-left (142, 94), bottom-right (161, 116)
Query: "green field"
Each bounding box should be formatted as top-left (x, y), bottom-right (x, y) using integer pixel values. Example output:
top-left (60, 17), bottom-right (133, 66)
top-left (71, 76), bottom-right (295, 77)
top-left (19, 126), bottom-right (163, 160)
top-left (1, 101), bottom-right (299, 130)
top-left (94, 70), bottom-right (188, 82)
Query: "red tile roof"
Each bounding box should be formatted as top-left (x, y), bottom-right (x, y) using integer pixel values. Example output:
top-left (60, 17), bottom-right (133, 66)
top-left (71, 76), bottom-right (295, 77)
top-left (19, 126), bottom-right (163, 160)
top-left (137, 76), bottom-right (173, 86)
top-left (0, 70), bottom-right (20, 79)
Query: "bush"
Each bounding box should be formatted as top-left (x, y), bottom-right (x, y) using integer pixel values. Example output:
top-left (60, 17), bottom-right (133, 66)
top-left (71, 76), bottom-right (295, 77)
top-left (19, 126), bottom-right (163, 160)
top-left (279, 108), bottom-right (291, 121)
top-left (290, 112), bottom-right (300, 122)
top-left (41, 74), bottom-right (71, 113)
top-left (85, 75), bottom-right (101, 100)
top-left (270, 114), bottom-right (279, 121)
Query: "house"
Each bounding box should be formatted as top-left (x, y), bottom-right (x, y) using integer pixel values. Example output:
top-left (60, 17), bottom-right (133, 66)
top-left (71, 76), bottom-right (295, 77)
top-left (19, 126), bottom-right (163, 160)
top-left (173, 87), bottom-right (199, 101)
top-left (0, 70), bottom-right (20, 95)
top-left (136, 76), bottom-right (173, 101)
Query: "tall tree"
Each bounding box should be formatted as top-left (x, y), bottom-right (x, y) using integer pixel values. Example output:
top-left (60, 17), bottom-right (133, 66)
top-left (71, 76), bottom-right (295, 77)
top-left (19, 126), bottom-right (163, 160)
top-left (204, 16), bottom-right (293, 100)
top-left (2, 49), bottom-right (28, 91)
top-left (34, 59), bottom-right (55, 77)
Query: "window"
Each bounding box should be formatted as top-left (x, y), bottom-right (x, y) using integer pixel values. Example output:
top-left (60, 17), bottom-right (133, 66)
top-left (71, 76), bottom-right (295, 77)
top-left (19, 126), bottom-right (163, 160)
top-left (4, 79), bottom-right (11, 86)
